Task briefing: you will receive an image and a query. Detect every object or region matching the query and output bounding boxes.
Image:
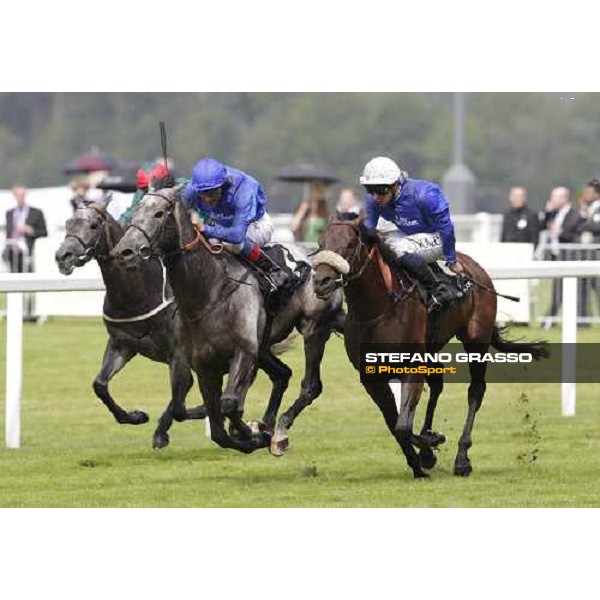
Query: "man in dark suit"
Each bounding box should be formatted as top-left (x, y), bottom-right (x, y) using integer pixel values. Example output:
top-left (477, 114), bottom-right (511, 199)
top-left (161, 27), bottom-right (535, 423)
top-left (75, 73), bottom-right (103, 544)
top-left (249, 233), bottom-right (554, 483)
top-left (4, 185), bottom-right (47, 321)
top-left (501, 186), bottom-right (540, 247)
top-left (4, 185), bottom-right (47, 273)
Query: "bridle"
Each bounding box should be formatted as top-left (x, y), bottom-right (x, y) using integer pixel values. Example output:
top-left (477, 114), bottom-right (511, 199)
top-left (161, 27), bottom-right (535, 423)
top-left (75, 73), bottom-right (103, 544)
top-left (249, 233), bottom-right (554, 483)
top-left (128, 191), bottom-right (223, 260)
top-left (319, 221), bottom-right (377, 287)
top-left (64, 203), bottom-right (114, 264)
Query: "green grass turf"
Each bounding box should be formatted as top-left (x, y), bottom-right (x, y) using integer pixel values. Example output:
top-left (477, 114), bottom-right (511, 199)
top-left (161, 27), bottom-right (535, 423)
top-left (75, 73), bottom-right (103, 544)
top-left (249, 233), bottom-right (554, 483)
top-left (0, 317), bottom-right (599, 507)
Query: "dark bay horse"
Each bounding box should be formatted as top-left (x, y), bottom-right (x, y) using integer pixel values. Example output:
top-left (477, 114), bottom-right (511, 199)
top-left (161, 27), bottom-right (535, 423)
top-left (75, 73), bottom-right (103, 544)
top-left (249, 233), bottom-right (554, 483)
top-left (312, 216), bottom-right (548, 478)
top-left (112, 187), bottom-right (345, 455)
top-left (55, 201), bottom-right (206, 449)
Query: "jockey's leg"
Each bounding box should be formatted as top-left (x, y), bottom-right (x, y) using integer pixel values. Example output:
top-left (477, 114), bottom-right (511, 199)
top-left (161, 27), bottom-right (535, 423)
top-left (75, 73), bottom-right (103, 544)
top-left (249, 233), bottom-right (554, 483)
top-left (380, 232), bottom-right (461, 311)
top-left (222, 213), bottom-right (293, 292)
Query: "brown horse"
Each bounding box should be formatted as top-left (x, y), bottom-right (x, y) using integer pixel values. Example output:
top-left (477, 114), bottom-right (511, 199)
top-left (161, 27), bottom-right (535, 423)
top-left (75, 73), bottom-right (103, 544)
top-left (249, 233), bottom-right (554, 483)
top-left (312, 216), bottom-right (548, 478)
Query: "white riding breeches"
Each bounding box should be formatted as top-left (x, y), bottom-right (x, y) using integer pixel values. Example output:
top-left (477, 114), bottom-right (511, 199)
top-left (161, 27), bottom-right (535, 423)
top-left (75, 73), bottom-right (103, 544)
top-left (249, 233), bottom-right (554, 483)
top-left (380, 230), bottom-right (445, 263)
top-left (214, 213), bottom-right (275, 254)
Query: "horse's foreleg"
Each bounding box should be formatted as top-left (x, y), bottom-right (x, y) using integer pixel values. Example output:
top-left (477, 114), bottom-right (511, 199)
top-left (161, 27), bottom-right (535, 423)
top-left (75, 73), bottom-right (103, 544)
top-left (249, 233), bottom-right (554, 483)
top-left (271, 328), bottom-right (330, 456)
top-left (153, 360), bottom-right (201, 451)
top-left (93, 339), bottom-right (148, 425)
top-left (257, 350), bottom-right (292, 432)
top-left (396, 375), bottom-right (427, 478)
top-left (419, 371), bottom-right (446, 470)
top-left (220, 349), bottom-right (270, 450)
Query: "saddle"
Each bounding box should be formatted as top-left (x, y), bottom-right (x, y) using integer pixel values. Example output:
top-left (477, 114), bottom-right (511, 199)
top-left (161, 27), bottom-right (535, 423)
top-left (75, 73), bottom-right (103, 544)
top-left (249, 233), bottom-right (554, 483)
top-left (377, 250), bottom-right (472, 312)
top-left (245, 244), bottom-right (311, 314)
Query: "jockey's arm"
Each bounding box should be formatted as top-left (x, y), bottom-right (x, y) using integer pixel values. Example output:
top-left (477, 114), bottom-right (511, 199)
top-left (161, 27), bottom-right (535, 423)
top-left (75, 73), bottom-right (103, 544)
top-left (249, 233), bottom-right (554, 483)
top-left (418, 185), bottom-right (458, 266)
top-left (203, 188), bottom-right (256, 245)
top-left (364, 196), bottom-right (381, 231)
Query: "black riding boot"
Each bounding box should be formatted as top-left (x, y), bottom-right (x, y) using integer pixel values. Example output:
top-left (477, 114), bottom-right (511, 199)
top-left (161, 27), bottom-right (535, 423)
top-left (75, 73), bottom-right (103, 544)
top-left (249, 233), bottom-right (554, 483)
top-left (252, 249), bottom-right (292, 291)
top-left (397, 254), bottom-right (461, 312)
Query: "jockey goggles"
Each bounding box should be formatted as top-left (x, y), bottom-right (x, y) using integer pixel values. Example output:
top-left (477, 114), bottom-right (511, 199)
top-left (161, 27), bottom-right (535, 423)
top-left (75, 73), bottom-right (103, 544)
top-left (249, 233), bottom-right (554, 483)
top-left (364, 184), bottom-right (392, 196)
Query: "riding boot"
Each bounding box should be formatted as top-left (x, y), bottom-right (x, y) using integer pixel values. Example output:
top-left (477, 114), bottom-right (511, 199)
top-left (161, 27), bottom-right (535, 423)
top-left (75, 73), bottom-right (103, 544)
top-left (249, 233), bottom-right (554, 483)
top-left (251, 249), bottom-right (293, 291)
top-left (396, 253), bottom-right (462, 312)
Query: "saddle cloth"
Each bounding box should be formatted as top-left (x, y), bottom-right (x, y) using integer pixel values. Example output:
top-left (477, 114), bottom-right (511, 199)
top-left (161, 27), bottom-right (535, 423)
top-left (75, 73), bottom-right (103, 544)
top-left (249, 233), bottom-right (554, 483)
top-left (253, 244), bottom-right (311, 314)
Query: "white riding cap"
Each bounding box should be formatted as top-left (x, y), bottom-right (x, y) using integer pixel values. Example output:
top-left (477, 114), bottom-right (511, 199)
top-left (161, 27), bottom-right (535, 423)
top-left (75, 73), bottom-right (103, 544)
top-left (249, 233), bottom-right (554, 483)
top-left (359, 156), bottom-right (402, 186)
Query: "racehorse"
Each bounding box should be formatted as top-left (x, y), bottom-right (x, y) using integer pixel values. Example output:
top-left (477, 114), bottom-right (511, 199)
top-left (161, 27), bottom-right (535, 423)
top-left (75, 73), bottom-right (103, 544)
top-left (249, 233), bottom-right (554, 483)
top-left (312, 216), bottom-right (548, 478)
top-left (55, 200), bottom-right (206, 450)
top-left (112, 187), bottom-right (345, 455)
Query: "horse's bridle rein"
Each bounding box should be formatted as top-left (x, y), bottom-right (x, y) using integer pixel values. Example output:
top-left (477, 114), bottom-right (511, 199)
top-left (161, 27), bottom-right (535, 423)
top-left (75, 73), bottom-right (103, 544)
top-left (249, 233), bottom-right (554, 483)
top-left (130, 191), bottom-right (223, 259)
top-left (320, 221), bottom-right (376, 287)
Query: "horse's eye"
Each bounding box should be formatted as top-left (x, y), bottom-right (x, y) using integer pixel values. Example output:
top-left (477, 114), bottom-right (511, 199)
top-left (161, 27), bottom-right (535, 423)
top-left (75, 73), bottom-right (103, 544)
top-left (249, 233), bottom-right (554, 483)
top-left (154, 211), bottom-right (164, 219)
top-left (90, 223), bottom-right (98, 230)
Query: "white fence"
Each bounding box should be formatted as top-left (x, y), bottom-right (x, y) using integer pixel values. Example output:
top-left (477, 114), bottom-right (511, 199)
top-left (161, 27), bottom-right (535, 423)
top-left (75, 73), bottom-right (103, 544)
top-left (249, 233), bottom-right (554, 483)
top-left (2, 262), bottom-right (599, 448)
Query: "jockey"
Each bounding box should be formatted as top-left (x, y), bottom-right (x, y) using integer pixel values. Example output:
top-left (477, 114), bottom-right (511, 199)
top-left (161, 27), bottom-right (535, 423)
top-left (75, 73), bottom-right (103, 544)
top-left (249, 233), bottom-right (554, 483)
top-left (361, 156), bottom-right (464, 312)
top-left (119, 163), bottom-right (176, 227)
top-left (181, 158), bottom-right (291, 291)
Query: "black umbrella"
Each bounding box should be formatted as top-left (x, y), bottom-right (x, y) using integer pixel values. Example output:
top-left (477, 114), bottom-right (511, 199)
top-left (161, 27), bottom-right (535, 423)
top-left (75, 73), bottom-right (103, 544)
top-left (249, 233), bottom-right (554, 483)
top-left (276, 163), bottom-right (339, 185)
top-left (63, 150), bottom-right (120, 175)
top-left (96, 164), bottom-right (141, 194)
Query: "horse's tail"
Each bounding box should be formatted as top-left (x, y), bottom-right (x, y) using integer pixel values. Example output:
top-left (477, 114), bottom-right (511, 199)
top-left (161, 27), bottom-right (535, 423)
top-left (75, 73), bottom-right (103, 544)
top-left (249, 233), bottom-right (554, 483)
top-left (490, 325), bottom-right (550, 360)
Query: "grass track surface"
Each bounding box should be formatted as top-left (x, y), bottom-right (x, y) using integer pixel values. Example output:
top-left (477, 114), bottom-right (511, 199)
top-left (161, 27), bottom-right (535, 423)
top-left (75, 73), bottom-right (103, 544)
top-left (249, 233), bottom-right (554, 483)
top-left (0, 318), bottom-right (599, 507)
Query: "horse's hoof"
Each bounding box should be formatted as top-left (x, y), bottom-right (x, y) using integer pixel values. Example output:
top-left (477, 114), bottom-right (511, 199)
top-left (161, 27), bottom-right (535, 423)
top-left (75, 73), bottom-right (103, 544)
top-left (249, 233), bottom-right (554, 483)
top-left (413, 469), bottom-right (430, 479)
top-left (153, 434), bottom-right (170, 450)
top-left (270, 437), bottom-right (289, 457)
top-left (421, 430), bottom-right (446, 447)
top-left (249, 420), bottom-right (272, 436)
top-left (419, 449), bottom-right (437, 470)
top-left (453, 461), bottom-right (473, 477)
top-left (129, 410), bottom-right (149, 425)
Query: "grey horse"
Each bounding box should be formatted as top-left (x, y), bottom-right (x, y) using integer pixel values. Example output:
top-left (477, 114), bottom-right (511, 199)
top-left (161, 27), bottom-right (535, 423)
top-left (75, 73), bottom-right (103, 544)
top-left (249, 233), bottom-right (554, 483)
top-left (55, 200), bottom-right (206, 449)
top-left (112, 187), bottom-right (345, 455)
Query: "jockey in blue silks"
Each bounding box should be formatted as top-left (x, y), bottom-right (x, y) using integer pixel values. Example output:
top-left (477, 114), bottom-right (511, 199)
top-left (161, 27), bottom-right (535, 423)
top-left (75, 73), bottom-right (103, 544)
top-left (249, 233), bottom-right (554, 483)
top-left (182, 158), bottom-right (291, 290)
top-left (361, 156), bottom-right (464, 312)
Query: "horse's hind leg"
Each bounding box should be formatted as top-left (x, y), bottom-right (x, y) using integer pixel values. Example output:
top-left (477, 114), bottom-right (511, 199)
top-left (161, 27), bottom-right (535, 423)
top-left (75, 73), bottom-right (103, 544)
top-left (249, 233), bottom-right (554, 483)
top-left (419, 372), bottom-right (446, 470)
top-left (255, 350), bottom-right (292, 433)
top-left (271, 327), bottom-right (330, 456)
top-left (93, 339), bottom-right (149, 425)
top-left (454, 345), bottom-right (488, 477)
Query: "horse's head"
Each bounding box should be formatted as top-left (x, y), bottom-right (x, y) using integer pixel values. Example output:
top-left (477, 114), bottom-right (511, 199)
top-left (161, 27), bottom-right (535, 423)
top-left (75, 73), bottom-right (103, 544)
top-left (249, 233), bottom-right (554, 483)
top-left (55, 201), bottom-right (115, 275)
top-left (312, 215), bottom-right (370, 300)
top-left (112, 186), bottom-right (181, 269)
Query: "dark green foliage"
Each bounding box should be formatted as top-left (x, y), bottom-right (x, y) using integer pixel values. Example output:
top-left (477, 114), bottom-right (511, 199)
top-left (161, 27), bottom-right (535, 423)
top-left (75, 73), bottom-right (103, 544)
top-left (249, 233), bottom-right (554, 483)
top-left (0, 93), bottom-right (599, 212)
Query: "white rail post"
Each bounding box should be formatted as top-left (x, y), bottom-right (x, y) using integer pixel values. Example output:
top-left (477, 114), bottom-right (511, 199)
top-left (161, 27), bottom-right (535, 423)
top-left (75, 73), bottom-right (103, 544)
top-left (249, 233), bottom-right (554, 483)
top-left (561, 277), bottom-right (577, 417)
top-left (5, 292), bottom-right (24, 448)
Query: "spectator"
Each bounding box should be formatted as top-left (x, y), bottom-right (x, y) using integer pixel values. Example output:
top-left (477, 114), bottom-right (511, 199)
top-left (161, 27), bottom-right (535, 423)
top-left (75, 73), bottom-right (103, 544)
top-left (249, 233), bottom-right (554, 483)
top-left (501, 186), bottom-right (540, 246)
top-left (3, 185), bottom-right (48, 321)
top-left (578, 178), bottom-right (600, 243)
top-left (542, 186), bottom-right (582, 329)
top-left (69, 180), bottom-right (90, 213)
top-left (336, 188), bottom-right (363, 220)
top-left (290, 182), bottom-right (330, 243)
top-left (576, 178), bottom-right (600, 325)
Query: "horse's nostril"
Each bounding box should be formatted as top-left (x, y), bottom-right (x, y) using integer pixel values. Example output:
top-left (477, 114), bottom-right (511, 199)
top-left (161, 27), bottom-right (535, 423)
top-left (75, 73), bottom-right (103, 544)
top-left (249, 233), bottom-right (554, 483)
top-left (121, 248), bottom-right (134, 258)
top-left (139, 246), bottom-right (151, 260)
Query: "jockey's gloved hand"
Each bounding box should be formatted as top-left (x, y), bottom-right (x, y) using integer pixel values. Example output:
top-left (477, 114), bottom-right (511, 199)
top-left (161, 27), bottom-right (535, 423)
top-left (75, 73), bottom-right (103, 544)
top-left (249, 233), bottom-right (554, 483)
top-left (362, 227), bottom-right (380, 245)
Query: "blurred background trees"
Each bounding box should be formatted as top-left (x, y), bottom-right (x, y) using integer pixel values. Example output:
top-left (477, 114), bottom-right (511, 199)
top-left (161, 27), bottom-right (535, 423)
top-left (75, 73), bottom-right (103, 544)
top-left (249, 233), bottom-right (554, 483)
top-left (0, 92), bottom-right (598, 212)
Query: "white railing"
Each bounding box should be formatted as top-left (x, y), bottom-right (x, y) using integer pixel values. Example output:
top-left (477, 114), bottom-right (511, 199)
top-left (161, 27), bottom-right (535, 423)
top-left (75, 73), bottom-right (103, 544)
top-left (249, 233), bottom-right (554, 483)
top-left (2, 262), bottom-right (599, 448)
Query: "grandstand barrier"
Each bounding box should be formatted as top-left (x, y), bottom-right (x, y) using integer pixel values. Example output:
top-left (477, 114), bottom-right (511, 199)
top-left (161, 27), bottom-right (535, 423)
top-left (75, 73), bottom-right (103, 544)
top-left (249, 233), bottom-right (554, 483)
top-left (2, 263), bottom-right (600, 448)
